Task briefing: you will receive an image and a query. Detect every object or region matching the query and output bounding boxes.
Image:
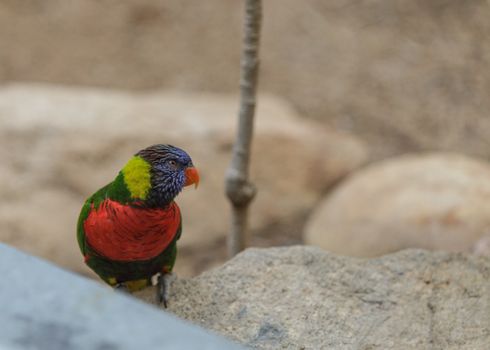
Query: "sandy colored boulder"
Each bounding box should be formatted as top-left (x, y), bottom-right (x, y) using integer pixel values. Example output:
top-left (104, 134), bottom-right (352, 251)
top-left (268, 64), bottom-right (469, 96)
top-left (305, 153), bottom-right (490, 257)
top-left (0, 83), bottom-right (366, 276)
top-left (473, 233), bottom-right (490, 256)
top-left (135, 246), bottom-right (490, 349)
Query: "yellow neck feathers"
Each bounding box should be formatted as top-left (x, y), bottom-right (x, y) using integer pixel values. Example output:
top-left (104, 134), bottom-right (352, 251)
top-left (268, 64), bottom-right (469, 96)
top-left (122, 156), bottom-right (151, 200)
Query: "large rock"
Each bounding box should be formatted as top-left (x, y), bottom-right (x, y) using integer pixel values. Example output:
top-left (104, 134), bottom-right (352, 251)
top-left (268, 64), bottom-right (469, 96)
top-left (305, 153), bottom-right (490, 257)
top-left (0, 243), bottom-right (244, 350)
top-left (135, 246), bottom-right (490, 349)
top-left (473, 233), bottom-right (490, 256)
top-left (0, 83), bottom-right (366, 277)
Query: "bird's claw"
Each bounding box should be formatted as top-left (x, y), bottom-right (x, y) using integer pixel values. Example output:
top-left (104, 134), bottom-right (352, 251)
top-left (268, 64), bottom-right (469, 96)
top-left (114, 283), bottom-right (129, 294)
top-left (156, 273), bottom-right (175, 308)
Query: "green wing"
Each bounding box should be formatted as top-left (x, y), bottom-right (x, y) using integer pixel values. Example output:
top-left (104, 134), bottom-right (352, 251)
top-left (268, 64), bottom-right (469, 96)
top-left (76, 172), bottom-right (133, 256)
top-left (77, 183), bottom-right (108, 256)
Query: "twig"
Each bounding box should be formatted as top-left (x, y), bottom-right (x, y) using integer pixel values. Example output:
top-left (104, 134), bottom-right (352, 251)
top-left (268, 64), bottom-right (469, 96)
top-left (225, 0), bottom-right (262, 257)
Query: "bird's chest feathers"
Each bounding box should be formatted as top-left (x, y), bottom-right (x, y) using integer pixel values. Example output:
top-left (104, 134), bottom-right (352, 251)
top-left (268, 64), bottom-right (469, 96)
top-left (84, 199), bottom-right (180, 261)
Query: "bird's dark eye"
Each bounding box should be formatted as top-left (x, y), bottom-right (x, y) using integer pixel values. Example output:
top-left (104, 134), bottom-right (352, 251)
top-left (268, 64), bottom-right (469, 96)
top-left (168, 159), bottom-right (178, 169)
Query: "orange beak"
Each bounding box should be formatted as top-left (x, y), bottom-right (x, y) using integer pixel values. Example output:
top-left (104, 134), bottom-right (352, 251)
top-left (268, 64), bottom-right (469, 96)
top-left (184, 167), bottom-right (200, 188)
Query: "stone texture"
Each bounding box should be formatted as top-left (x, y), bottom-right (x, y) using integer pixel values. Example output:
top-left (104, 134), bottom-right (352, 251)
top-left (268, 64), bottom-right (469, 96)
top-left (0, 83), bottom-right (366, 277)
top-left (473, 233), bottom-right (490, 256)
top-left (1, 1), bottom-right (490, 160)
top-left (0, 243), bottom-right (244, 350)
top-left (135, 245), bottom-right (490, 350)
top-left (305, 153), bottom-right (490, 257)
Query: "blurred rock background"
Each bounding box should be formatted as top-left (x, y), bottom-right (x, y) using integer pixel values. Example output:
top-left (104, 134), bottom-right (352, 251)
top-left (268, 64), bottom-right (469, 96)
top-left (1, 0), bottom-right (490, 277)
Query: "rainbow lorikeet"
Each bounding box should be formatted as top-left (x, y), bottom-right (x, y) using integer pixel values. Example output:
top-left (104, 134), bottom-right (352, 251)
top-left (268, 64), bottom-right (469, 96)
top-left (77, 144), bottom-right (199, 307)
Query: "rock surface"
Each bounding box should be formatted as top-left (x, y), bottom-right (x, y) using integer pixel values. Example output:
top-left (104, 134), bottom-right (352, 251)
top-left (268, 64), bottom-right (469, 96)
top-left (135, 246), bottom-right (490, 349)
top-left (0, 243), bottom-right (244, 350)
top-left (473, 233), bottom-right (490, 256)
top-left (0, 84), bottom-right (366, 277)
top-left (305, 153), bottom-right (490, 257)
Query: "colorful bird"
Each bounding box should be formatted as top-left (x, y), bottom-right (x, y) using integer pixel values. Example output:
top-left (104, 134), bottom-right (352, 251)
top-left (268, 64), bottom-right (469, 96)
top-left (77, 144), bottom-right (199, 307)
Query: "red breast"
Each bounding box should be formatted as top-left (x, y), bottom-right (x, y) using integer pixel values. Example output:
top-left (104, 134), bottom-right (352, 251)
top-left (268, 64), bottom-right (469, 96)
top-left (84, 199), bottom-right (181, 261)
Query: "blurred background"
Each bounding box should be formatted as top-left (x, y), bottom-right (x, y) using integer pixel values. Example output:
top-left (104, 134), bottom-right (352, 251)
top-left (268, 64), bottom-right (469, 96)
top-left (1, 0), bottom-right (490, 279)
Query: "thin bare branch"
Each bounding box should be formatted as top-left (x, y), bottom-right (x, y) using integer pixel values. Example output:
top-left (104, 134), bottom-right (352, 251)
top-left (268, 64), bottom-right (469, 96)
top-left (225, 0), bottom-right (262, 257)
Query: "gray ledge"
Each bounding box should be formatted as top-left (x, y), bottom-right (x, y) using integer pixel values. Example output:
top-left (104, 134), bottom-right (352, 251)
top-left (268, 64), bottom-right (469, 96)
top-left (0, 243), bottom-right (244, 350)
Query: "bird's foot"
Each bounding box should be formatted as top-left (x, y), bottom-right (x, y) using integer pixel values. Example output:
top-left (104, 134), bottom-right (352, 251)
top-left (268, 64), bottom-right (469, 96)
top-left (114, 283), bottom-right (130, 294)
top-left (156, 272), bottom-right (175, 308)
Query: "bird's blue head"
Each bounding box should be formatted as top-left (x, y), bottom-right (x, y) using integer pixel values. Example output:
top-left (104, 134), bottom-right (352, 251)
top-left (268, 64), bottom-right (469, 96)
top-left (136, 144), bottom-right (199, 207)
